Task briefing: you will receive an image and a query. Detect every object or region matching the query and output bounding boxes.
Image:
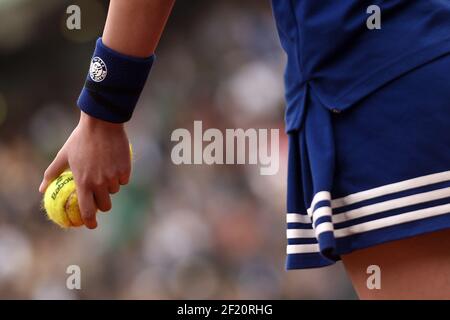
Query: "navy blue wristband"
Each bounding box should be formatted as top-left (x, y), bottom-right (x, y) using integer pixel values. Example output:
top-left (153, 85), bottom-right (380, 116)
top-left (77, 38), bottom-right (155, 123)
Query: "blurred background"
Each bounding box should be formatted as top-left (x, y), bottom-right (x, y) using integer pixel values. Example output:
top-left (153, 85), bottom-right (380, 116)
top-left (0, 0), bottom-right (355, 299)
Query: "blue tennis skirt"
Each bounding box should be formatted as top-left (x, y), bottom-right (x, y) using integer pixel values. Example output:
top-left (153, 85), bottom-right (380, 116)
top-left (286, 54), bottom-right (450, 269)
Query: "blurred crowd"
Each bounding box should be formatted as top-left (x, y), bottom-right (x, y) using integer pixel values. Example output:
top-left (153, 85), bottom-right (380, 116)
top-left (0, 0), bottom-right (355, 299)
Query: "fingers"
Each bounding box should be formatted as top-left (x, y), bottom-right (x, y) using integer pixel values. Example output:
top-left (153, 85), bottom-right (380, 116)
top-left (76, 177), bottom-right (117, 229)
top-left (77, 187), bottom-right (98, 229)
top-left (39, 150), bottom-right (68, 193)
top-left (94, 187), bottom-right (112, 212)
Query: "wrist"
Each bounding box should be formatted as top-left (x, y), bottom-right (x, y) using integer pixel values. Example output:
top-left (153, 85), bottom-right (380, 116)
top-left (77, 38), bottom-right (155, 123)
top-left (80, 111), bottom-right (124, 131)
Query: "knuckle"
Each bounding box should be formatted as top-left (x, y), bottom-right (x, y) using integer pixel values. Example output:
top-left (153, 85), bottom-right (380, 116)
top-left (78, 174), bottom-right (105, 189)
top-left (91, 181), bottom-right (102, 189)
top-left (77, 179), bottom-right (88, 188)
top-left (76, 175), bottom-right (90, 188)
top-left (105, 173), bottom-right (116, 183)
top-left (82, 209), bottom-right (96, 220)
top-left (92, 177), bottom-right (106, 189)
top-left (78, 180), bottom-right (92, 191)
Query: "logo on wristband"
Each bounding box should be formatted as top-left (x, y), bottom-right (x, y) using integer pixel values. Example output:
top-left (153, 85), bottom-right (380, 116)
top-left (89, 57), bottom-right (107, 82)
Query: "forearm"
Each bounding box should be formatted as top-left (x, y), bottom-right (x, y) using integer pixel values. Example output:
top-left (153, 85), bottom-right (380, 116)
top-left (77, 0), bottom-right (174, 124)
top-left (102, 0), bottom-right (175, 58)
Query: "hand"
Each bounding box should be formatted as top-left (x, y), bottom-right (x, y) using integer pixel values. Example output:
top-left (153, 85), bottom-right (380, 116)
top-left (39, 111), bottom-right (132, 229)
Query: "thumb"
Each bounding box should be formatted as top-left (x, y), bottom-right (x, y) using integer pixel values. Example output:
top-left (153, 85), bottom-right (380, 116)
top-left (39, 150), bottom-right (69, 193)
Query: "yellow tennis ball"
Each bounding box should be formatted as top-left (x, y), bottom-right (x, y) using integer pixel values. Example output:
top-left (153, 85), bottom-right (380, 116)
top-left (43, 171), bottom-right (83, 228)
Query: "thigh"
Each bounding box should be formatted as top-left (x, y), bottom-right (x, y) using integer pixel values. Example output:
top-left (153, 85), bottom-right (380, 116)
top-left (342, 229), bottom-right (450, 299)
